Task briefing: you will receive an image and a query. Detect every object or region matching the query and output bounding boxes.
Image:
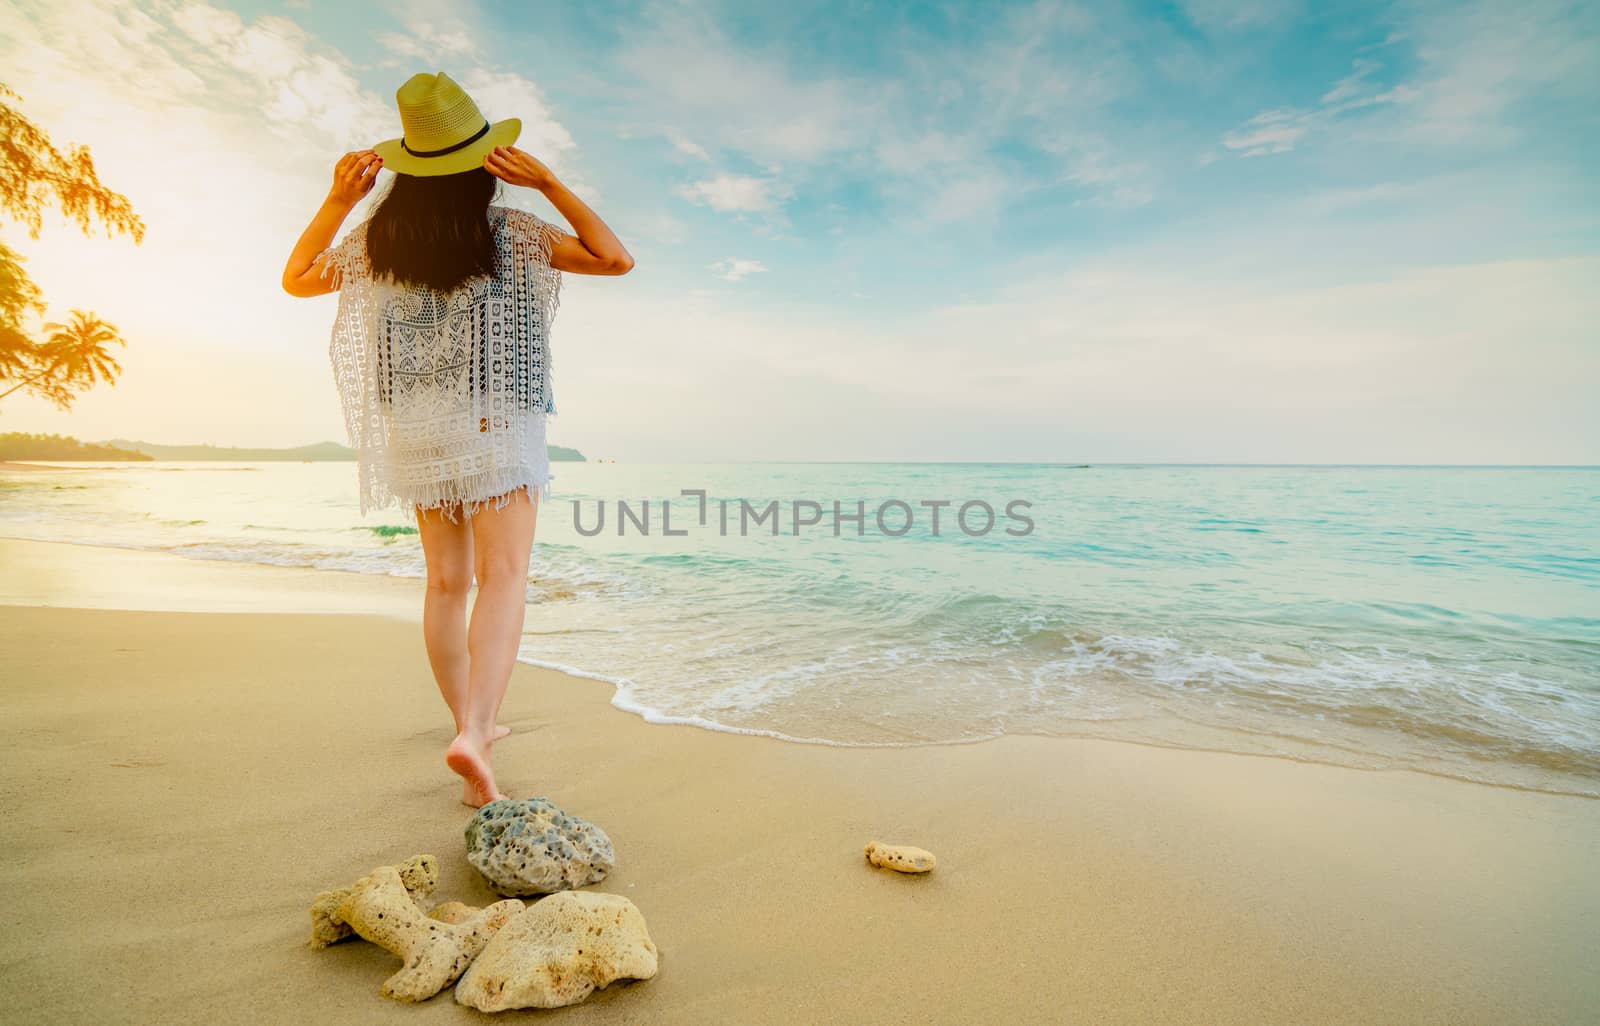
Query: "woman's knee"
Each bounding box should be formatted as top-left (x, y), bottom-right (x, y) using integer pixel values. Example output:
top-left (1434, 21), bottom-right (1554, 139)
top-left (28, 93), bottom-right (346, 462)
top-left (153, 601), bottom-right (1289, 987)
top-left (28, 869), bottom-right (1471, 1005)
top-left (426, 566), bottom-right (473, 597)
top-left (473, 552), bottom-right (529, 589)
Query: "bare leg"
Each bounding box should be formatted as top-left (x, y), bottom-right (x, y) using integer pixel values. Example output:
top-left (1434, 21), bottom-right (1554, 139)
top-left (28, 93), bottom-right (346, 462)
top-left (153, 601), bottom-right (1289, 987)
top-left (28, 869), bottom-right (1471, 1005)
top-left (415, 503), bottom-right (474, 730)
top-left (415, 507), bottom-right (520, 733)
top-left (415, 504), bottom-right (513, 805)
top-left (445, 487), bottom-right (540, 808)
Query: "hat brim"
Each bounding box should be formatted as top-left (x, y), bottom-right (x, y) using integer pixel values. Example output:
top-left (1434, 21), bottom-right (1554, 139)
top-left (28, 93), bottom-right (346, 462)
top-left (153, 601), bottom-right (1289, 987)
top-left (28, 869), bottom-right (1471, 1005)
top-left (372, 117), bottom-right (522, 177)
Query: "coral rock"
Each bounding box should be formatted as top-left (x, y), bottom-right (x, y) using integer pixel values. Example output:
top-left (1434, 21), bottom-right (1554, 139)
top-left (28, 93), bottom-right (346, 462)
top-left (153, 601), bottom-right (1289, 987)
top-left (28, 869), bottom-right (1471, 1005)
top-left (864, 840), bottom-right (936, 873)
top-left (465, 797), bottom-right (615, 897)
top-left (337, 863), bottom-right (524, 1002)
top-left (309, 854), bottom-right (439, 949)
top-left (454, 891), bottom-right (659, 1011)
top-left (425, 901), bottom-right (479, 925)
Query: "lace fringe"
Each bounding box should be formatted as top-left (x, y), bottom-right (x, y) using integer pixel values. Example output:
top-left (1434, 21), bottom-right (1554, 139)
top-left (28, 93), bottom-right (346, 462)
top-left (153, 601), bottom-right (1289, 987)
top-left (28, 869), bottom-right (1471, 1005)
top-left (361, 466), bottom-right (554, 525)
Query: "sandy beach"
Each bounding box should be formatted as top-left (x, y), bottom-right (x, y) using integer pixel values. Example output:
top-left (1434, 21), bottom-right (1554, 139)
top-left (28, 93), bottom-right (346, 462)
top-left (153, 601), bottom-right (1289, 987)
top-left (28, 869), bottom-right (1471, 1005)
top-left (1, 538), bottom-right (1596, 1024)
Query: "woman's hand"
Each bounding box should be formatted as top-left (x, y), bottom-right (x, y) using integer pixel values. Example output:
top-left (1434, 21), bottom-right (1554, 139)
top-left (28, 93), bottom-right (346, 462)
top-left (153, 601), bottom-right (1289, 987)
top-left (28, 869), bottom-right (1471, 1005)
top-left (484, 146), bottom-right (555, 190)
top-left (328, 150), bottom-right (382, 207)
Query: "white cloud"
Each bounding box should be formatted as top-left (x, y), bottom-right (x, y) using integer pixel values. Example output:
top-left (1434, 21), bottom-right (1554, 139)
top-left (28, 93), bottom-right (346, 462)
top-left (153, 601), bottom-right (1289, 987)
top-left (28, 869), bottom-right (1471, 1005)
top-left (674, 173), bottom-right (792, 213)
top-left (376, 32), bottom-right (427, 59)
top-left (1221, 56), bottom-right (1418, 156)
top-left (873, 130), bottom-right (973, 175)
top-left (963, 2), bottom-right (1132, 123)
top-left (709, 258), bottom-right (768, 282)
top-left (880, 3), bottom-right (1167, 215)
top-left (376, 23), bottom-right (475, 60)
top-left (605, 0), bottom-right (1174, 222)
top-left (1321, 57), bottom-right (1390, 106)
top-left (170, 1), bottom-right (242, 46)
top-left (612, 7), bottom-right (876, 164)
top-left (667, 131), bottom-right (711, 162)
top-left (143, 2), bottom-right (394, 151)
top-left (1222, 0), bottom-right (1597, 157)
top-left (920, 173), bottom-right (1012, 224)
top-left (1222, 109), bottom-right (1312, 156)
top-left (1042, 134), bottom-right (1155, 207)
top-left (372, 0), bottom-right (482, 63)
top-left (1386, 0), bottom-right (1598, 144)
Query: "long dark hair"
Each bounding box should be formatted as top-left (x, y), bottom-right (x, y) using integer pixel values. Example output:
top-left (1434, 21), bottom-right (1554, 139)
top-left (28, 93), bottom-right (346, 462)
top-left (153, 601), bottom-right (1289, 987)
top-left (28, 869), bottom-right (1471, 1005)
top-left (366, 168), bottom-right (499, 292)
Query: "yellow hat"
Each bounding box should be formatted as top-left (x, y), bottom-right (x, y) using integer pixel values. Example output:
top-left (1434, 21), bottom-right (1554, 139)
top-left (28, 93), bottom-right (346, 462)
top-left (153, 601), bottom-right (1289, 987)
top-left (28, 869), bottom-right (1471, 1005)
top-left (372, 72), bottom-right (521, 176)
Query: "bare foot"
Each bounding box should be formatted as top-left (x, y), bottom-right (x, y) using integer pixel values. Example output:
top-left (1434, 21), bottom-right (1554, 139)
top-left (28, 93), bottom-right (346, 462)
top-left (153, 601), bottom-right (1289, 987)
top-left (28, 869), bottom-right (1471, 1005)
top-left (457, 724), bottom-right (511, 742)
top-left (461, 780), bottom-right (509, 807)
top-left (455, 724), bottom-right (513, 742)
top-left (446, 733), bottom-right (504, 808)
top-left (451, 726), bottom-right (511, 806)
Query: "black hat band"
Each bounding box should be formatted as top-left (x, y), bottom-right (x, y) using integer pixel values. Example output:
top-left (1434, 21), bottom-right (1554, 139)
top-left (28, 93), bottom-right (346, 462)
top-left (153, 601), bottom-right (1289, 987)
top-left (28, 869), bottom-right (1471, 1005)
top-left (400, 120), bottom-right (491, 158)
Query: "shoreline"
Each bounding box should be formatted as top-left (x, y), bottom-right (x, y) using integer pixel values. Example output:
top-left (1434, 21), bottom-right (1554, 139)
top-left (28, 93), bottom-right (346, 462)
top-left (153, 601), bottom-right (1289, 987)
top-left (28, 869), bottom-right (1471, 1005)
top-left (3, 535), bottom-right (1595, 800)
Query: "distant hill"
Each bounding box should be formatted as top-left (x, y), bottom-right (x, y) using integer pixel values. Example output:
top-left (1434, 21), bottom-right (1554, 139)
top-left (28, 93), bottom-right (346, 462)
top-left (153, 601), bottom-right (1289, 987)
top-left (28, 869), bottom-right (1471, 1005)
top-left (0, 432), bottom-right (151, 461)
top-left (104, 438), bottom-right (356, 461)
top-left (101, 438), bottom-right (587, 462)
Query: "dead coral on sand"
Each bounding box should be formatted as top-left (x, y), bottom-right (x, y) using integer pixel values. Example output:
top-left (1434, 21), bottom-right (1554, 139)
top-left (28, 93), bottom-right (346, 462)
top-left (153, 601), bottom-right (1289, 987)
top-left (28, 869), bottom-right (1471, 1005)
top-left (308, 853), bottom-right (439, 949)
top-left (864, 840), bottom-right (936, 873)
top-left (312, 804), bottom-right (656, 1011)
top-left (455, 891), bottom-right (660, 1011)
top-left (309, 857), bottom-right (524, 1002)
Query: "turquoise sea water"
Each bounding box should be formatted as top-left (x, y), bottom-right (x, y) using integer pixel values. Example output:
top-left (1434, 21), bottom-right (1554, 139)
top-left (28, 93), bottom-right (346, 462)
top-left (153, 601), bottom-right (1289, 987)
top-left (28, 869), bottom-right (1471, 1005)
top-left (2, 460), bottom-right (1596, 795)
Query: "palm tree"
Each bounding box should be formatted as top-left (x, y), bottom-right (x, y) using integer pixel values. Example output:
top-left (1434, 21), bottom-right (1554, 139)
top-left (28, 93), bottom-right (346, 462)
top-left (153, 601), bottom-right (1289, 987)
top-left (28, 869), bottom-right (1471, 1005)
top-left (0, 309), bottom-right (124, 406)
top-left (38, 309), bottom-right (124, 387)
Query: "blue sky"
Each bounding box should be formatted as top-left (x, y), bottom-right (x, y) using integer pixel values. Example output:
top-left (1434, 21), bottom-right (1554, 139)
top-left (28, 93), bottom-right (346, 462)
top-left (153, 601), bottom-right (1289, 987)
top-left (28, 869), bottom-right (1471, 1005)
top-left (2, 0), bottom-right (1596, 462)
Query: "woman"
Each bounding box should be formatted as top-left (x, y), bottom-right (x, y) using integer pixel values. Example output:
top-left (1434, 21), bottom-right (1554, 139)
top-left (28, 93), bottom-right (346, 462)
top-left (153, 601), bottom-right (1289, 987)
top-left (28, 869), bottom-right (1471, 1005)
top-left (280, 72), bottom-right (633, 808)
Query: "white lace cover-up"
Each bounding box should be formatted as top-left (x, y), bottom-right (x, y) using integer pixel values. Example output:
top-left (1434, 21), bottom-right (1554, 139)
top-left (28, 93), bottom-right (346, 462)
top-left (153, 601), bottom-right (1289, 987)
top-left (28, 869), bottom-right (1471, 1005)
top-left (318, 204), bottom-right (567, 523)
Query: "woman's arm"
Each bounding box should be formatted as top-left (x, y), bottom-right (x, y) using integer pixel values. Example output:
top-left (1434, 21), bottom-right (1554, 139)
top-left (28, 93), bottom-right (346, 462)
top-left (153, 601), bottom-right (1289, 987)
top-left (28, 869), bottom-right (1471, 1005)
top-left (483, 146), bottom-right (635, 276)
top-left (282, 150), bottom-right (382, 298)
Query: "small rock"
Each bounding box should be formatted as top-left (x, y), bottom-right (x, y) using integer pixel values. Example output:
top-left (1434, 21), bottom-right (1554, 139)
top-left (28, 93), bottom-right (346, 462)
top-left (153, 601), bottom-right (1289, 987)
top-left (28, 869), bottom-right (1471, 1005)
top-left (864, 840), bottom-right (936, 873)
top-left (465, 797), bottom-right (615, 897)
top-left (454, 891), bottom-right (659, 1011)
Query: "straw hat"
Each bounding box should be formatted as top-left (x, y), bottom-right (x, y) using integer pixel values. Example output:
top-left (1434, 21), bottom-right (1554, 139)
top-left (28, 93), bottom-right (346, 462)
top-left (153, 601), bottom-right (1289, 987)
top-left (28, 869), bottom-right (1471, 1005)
top-left (372, 72), bottom-right (521, 176)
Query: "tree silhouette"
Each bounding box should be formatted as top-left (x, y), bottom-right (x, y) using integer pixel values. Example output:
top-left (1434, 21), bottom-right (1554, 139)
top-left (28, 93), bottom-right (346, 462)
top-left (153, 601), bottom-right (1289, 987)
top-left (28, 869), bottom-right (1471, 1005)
top-left (0, 238), bottom-right (44, 380)
top-left (0, 311), bottom-right (126, 408)
top-left (0, 81), bottom-right (143, 409)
